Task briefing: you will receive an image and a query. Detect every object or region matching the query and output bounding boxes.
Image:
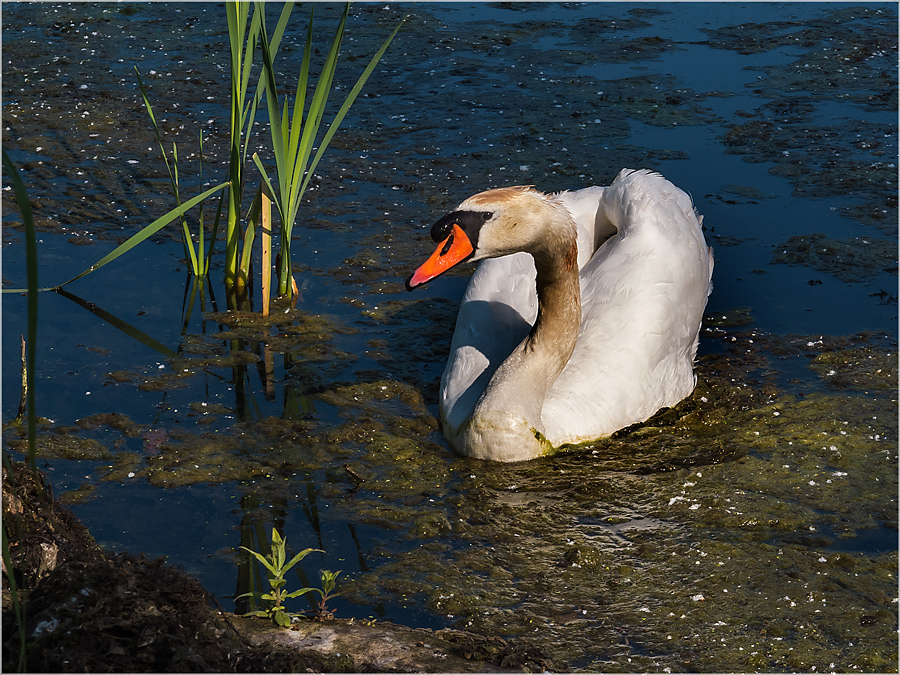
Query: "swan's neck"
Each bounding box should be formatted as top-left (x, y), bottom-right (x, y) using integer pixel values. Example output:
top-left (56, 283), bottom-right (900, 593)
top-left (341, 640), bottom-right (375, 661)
top-left (528, 239), bottom-right (582, 368)
top-left (463, 209), bottom-right (581, 459)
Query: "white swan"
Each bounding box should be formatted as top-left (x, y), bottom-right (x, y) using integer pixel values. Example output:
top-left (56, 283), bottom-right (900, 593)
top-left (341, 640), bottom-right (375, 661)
top-left (406, 169), bottom-right (714, 462)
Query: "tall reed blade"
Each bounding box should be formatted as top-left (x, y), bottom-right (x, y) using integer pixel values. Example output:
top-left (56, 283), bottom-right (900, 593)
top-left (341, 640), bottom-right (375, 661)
top-left (225, 2), bottom-right (252, 288)
top-left (224, 1), bottom-right (267, 291)
top-left (255, 3), bottom-right (404, 297)
top-left (135, 67), bottom-right (203, 275)
top-left (301, 14), bottom-right (406, 200)
top-left (2, 150), bottom-right (39, 473)
top-left (0, 182), bottom-right (230, 294)
top-left (205, 189), bottom-right (227, 278)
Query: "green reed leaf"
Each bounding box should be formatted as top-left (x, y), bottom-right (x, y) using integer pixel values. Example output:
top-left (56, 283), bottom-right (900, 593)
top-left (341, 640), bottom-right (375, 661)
top-left (2, 150), bottom-right (39, 475)
top-left (300, 14), bottom-right (405, 204)
top-left (48, 182), bottom-right (229, 291)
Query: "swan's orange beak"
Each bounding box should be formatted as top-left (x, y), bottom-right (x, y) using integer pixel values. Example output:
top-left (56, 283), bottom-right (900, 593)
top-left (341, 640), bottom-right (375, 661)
top-left (405, 224), bottom-right (474, 291)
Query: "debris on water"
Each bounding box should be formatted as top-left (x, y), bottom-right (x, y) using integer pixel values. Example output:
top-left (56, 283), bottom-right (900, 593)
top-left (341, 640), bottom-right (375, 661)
top-left (704, 306), bottom-right (755, 327)
top-left (771, 232), bottom-right (897, 282)
top-left (141, 427), bottom-right (168, 455)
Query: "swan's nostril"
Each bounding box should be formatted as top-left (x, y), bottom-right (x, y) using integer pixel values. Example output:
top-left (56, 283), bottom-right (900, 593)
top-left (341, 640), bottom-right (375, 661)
top-left (440, 234), bottom-right (455, 257)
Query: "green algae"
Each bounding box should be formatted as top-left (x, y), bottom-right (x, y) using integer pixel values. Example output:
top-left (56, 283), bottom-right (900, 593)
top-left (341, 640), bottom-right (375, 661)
top-left (6, 434), bottom-right (112, 461)
top-left (136, 369), bottom-right (195, 392)
top-left (811, 345), bottom-right (897, 391)
top-left (771, 232), bottom-right (897, 282)
top-left (6, 326), bottom-right (897, 671)
top-left (333, 333), bottom-right (896, 671)
top-left (719, 184), bottom-right (772, 201)
top-left (704, 306), bottom-right (755, 328)
top-left (75, 412), bottom-right (142, 437)
top-left (188, 401), bottom-right (232, 417)
top-left (57, 481), bottom-right (97, 505)
top-left (97, 451), bottom-right (143, 484)
top-left (704, 6), bottom-right (898, 231)
top-left (702, 6), bottom-right (896, 108)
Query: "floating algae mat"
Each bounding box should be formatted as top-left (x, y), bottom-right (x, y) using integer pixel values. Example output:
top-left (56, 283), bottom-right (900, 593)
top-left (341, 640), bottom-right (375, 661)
top-left (5, 327), bottom-right (896, 671)
top-left (2, 2), bottom-right (897, 672)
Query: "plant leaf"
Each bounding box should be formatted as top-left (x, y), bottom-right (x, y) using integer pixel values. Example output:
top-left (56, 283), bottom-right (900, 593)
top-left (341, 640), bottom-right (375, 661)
top-left (298, 13), bottom-right (405, 208)
top-left (1, 181), bottom-right (230, 294)
top-left (235, 591), bottom-right (264, 601)
top-left (240, 545), bottom-right (279, 578)
top-left (251, 153), bottom-right (286, 226)
top-left (289, 3), bottom-right (348, 219)
top-left (283, 587), bottom-right (317, 600)
top-left (321, 569), bottom-right (342, 594)
top-left (242, 609), bottom-right (271, 618)
top-left (282, 547), bottom-right (322, 576)
top-left (287, 9), bottom-right (314, 168)
top-left (134, 66), bottom-right (178, 197)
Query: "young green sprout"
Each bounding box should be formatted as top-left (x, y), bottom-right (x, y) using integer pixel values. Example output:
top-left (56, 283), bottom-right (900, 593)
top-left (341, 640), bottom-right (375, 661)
top-left (237, 528), bottom-right (320, 627)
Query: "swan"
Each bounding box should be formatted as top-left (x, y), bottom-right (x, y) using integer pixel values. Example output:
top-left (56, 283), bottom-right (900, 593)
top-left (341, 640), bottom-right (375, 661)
top-left (405, 169), bottom-right (713, 462)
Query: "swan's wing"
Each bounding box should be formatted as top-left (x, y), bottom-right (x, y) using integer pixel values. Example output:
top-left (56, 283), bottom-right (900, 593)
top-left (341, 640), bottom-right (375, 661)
top-left (553, 186), bottom-right (614, 268)
top-left (440, 252), bottom-right (537, 431)
top-left (542, 170), bottom-right (713, 445)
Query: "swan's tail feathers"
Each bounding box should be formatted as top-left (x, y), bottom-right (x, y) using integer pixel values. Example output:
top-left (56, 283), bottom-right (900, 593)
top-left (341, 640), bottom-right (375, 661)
top-left (706, 245), bottom-right (715, 296)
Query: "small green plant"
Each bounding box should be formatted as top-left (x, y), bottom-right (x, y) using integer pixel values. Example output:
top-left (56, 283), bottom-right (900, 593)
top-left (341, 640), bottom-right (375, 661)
top-left (314, 569), bottom-right (342, 619)
top-left (238, 528), bottom-right (339, 627)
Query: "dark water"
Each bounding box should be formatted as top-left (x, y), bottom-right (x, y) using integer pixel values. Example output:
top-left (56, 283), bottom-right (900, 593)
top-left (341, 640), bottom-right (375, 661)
top-left (3, 2), bottom-right (897, 670)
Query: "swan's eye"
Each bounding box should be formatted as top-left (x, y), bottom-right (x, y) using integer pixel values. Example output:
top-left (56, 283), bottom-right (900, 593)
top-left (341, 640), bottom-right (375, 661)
top-left (481, 212), bottom-right (493, 221)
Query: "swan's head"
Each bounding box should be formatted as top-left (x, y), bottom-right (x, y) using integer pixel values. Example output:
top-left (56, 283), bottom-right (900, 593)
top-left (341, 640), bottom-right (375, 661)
top-left (406, 186), bottom-right (563, 290)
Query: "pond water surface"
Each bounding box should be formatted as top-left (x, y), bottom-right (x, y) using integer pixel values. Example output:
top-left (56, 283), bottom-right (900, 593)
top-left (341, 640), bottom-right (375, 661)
top-left (2, 2), bottom-right (897, 671)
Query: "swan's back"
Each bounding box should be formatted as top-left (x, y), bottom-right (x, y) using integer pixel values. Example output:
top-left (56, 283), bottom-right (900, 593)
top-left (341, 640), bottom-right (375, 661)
top-left (440, 169), bottom-right (713, 447)
top-left (542, 169), bottom-right (713, 444)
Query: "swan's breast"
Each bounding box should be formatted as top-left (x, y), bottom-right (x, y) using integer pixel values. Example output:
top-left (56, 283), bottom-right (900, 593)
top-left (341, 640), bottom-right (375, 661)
top-left (440, 253), bottom-right (536, 432)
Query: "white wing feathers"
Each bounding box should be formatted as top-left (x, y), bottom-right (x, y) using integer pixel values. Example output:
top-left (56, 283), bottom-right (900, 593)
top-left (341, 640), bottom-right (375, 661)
top-left (543, 170), bottom-right (712, 444)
